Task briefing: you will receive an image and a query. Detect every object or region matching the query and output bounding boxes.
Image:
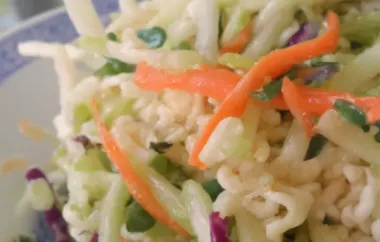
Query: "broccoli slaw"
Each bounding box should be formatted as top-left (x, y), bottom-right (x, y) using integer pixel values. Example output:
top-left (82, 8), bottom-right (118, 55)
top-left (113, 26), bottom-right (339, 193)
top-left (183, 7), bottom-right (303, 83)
top-left (14, 0), bottom-right (380, 241)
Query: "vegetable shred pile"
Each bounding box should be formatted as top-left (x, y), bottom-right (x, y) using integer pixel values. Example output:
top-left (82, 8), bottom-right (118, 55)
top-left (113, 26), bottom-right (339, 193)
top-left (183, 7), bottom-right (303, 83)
top-left (15, 0), bottom-right (380, 241)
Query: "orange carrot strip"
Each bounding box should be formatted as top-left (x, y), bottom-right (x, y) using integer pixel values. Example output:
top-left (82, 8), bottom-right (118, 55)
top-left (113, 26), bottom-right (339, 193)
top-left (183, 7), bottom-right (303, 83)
top-left (188, 11), bottom-right (340, 169)
top-left (282, 78), bottom-right (315, 137)
top-left (220, 21), bottom-right (253, 54)
top-left (367, 106), bottom-right (380, 123)
top-left (90, 100), bottom-right (189, 236)
top-left (134, 62), bottom-right (241, 101)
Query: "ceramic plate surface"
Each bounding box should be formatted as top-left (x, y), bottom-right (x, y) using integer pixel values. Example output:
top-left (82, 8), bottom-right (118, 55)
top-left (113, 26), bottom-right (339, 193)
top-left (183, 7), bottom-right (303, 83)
top-left (0, 1), bottom-right (118, 240)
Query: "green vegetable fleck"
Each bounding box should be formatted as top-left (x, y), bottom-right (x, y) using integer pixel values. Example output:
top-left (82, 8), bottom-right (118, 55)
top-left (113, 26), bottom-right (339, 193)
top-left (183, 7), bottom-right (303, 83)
top-left (333, 99), bottom-right (367, 127)
top-left (361, 124), bottom-right (370, 133)
top-left (375, 131), bottom-right (380, 143)
top-left (304, 134), bottom-right (327, 160)
top-left (249, 68), bottom-right (297, 102)
top-left (249, 79), bottom-right (283, 102)
top-left (201, 179), bottom-right (224, 201)
top-left (107, 32), bottom-right (119, 42)
top-left (175, 41), bottom-right (192, 50)
top-left (95, 58), bottom-right (136, 78)
top-left (126, 200), bottom-right (156, 232)
top-left (137, 27), bottom-right (167, 49)
top-left (18, 235), bottom-right (35, 242)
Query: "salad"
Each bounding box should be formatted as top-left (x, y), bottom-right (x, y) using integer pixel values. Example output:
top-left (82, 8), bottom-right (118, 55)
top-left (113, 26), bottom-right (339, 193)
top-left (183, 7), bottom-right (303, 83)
top-left (13, 0), bottom-right (380, 241)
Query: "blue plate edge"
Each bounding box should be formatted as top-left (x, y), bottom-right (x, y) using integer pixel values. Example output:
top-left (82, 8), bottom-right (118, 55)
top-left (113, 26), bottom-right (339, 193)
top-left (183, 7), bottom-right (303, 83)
top-left (0, 0), bottom-right (119, 85)
top-left (1, 0), bottom-right (119, 241)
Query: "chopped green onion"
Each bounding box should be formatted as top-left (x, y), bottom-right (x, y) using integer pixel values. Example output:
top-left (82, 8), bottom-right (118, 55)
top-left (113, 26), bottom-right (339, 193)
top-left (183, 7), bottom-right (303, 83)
top-left (137, 26), bottom-right (167, 49)
top-left (375, 131), bottom-right (380, 143)
top-left (249, 68), bottom-right (296, 102)
top-left (126, 200), bottom-right (156, 233)
top-left (17, 235), bottom-right (35, 242)
top-left (333, 99), bottom-right (367, 127)
top-left (201, 179), bottom-right (224, 201)
top-left (304, 134), bottom-right (327, 160)
top-left (362, 124), bottom-right (371, 133)
top-left (249, 79), bottom-right (283, 102)
top-left (175, 41), bottom-right (193, 50)
top-left (95, 58), bottom-right (136, 78)
top-left (149, 141), bottom-right (173, 154)
top-left (149, 155), bottom-right (169, 175)
top-left (107, 32), bottom-right (119, 42)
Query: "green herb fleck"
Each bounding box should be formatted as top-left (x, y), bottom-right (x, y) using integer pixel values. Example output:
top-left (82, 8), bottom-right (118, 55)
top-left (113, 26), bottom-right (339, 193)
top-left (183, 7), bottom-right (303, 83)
top-left (137, 27), bottom-right (167, 49)
top-left (304, 134), bottom-right (327, 160)
top-left (95, 58), bottom-right (136, 78)
top-left (107, 32), bottom-right (119, 42)
top-left (375, 131), bottom-right (380, 143)
top-left (202, 179), bottom-right (224, 201)
top-left (249, 79), bottom-right (283, 102)
top-left (333, 99), bottom-right (367, 127)
top-left (126, 200), bottom-right (156, 232)
top-left (175, 41), bottom-right (192, 50)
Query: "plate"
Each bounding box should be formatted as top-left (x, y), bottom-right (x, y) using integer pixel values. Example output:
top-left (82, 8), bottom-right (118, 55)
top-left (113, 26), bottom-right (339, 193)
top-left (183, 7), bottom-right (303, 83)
top-left (0, 0), bottom-right (118, 240)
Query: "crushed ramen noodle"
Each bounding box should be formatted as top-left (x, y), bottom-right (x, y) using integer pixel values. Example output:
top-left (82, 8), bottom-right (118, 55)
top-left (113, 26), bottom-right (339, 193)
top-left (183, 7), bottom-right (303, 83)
top-left (14, 0), bottom-right (380, 241)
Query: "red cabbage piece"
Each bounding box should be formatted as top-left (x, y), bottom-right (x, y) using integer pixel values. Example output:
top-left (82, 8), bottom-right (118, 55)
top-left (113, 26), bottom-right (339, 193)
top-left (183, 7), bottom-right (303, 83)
top-left (305, 63), bottom-right (339, 86)
top-left (25, 167), bottom-right (71, 242)
top-left (25, 167), bottom-right (47, 181)
top-left (210, 212), bottom-right (231, 242)
top-left (288, 22), bottom-right (320, 46)
top-left (90, 232), bottom-right (99, 242)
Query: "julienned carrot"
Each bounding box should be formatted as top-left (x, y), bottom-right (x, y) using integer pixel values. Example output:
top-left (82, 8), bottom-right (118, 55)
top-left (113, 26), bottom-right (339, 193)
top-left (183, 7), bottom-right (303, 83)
top-left (220, 20), bottom-right (253, 54)
top-left (287, 86), bottom-right (380, 115)
top-left (366, 106), bottom-right (380, 123)
top-left (90, 100), bottom-right (189, 236)
top-left (134, 62), bottom-right (241, 101)
top-left (188, 11), bottom-right (340, 169)
top-left (282, 79), bottom-right (315, 137)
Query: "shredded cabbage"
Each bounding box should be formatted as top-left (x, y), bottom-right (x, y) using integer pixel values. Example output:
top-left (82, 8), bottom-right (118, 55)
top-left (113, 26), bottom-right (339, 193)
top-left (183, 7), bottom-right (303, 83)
top-left (146, 0), bottom-right (191, 29)
top-left (98, 178), bottom-right (130, 242)
top-left (187, 0), bottom-right (220, 64)
top-left (341, 10), bottom-right (380, 46)
top-left (119, 0), bottom-right (138, 13)
top-left (239, 0), bottom-right (269, 12)
top-left (235, 209), bottom-right (272, 242)
top-left (199, 117), bottom-right (252, 167)
top-left (25, 179), bottom-right (55, 211)
top-left (63, 0), bottom-right (104, 37)
top-left (181, 180), bottom-right (213, 242)
top-left (316, 110), bottom-right (380, 166)
top-left (107, 41), bottom-right (203, 70)
top-left (134, 164), bottom-right (193, 234)
top-left (218, 53), bottom-right (254, 71)
top-left (325, 41), bottom-right (380, 93)
top-left (221, 5), bottom-right (252, 45)
top-left (243, 0), bottom-right (298, 59)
